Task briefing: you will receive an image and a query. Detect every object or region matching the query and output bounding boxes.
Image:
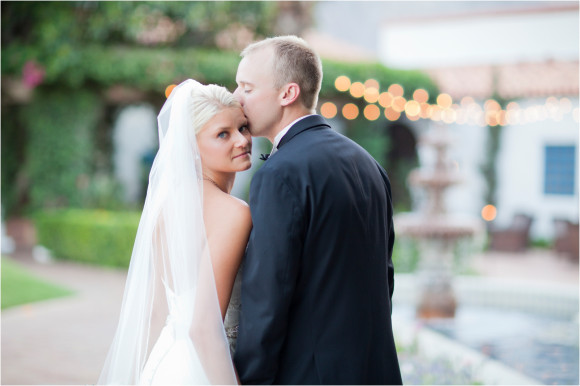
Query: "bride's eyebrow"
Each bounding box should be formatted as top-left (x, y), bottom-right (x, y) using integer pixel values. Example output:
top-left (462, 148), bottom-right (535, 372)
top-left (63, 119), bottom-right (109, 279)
top-left (213, 125), bottom-right (234, 132)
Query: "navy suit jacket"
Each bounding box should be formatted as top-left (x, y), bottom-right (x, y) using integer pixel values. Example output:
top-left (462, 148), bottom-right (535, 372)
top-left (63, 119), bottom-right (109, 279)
top-left (234, 115), bottom-right (402, 385)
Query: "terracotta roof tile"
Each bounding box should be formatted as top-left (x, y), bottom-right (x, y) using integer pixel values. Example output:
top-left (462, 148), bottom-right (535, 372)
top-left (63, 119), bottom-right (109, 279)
top-left (426, 60), bottom-right (579, 99)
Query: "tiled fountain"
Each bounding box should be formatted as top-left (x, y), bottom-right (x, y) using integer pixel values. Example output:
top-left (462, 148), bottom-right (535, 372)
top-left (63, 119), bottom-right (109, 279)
top-left (396, 123), bottom-right (483, 318)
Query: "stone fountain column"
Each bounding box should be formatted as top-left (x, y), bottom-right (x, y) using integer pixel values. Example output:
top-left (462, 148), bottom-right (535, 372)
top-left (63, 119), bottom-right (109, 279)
top-left (396, 123), bottom-right (482, 319)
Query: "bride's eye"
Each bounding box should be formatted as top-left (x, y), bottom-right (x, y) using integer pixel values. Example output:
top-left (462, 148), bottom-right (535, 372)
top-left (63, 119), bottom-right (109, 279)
top-left (217, 131), bottom-right (228, 139)
top-left (239, 125), bottom-right (248, 133)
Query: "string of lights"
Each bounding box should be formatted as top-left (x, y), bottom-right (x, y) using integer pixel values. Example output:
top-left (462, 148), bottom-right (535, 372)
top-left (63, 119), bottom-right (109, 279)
top-left (320, 75), bottom-right (580, 126)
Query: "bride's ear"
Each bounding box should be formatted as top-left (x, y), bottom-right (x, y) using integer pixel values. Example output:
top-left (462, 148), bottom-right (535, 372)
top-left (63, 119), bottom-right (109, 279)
top-left (280, 83), bottom-right (300, 107)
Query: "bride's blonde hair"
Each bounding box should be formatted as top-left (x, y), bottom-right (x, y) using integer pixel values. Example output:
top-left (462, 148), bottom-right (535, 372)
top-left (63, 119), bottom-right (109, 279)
top-left (189, 84), bottom-right (241, 134)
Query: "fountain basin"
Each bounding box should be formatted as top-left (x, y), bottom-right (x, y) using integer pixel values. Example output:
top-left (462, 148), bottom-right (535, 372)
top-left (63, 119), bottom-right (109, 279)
top-left (392, 274), bottom-right (579, 385)
top-left (395, 213), bottom-right (483, 239)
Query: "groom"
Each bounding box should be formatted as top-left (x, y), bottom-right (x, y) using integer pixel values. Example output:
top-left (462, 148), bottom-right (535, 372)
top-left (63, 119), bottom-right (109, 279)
top-left (233, 36), bottom-right (402, 385)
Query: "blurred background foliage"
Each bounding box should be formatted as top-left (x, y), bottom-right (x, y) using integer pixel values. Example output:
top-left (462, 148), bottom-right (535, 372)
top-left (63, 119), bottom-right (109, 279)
top-left (34, 209), bottom-right (141, 267)
top-left (2, 1), bottom-right (437, 266)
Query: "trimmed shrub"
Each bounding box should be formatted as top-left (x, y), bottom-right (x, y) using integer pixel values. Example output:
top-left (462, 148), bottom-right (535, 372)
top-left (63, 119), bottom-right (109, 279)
top-left (34, 209), bottom-right (140, 268)
top-left (22, 89), bottom-right (102, 212)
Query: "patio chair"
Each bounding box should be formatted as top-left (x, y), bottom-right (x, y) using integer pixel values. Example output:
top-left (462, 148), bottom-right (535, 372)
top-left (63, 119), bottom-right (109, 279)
top-left (488, 213), bottom-right (533, 252)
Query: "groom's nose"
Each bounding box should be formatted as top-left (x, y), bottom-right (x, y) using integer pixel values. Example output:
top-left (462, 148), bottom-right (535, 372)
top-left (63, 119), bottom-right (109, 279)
top-left (233, 87), bottom-right (244, 105)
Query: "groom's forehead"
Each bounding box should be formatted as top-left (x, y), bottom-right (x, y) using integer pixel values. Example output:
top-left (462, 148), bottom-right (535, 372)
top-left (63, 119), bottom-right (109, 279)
top-left (241, 47), bottom-right (274, 70)
top-left (237, 62), bottom-right (274, 85)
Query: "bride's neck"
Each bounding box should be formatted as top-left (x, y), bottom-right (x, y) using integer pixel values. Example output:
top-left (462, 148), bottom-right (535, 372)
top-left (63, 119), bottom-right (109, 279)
top-left (202, 171), bottom-right (235, 194)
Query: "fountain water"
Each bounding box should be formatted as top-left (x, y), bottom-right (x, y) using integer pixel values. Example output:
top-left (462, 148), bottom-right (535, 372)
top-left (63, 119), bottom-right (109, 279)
top-left (395, 123), bottom-right (483, 318)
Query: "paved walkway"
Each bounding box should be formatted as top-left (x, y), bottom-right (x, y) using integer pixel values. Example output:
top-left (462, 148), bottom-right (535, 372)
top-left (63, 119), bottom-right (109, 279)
top-left (2, 252), bottom-right (127, 385)
top-left (1, 248), bottom-right (578, 385)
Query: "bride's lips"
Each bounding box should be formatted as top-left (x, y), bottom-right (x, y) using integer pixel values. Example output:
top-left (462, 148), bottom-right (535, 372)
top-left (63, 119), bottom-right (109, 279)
top-left (233, 151), bottom-right (251, 159)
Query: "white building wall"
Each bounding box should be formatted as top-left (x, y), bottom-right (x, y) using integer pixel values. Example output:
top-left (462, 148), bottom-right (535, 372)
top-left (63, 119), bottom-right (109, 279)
top-left (495, 98), bottom-right (579, 240)
top-left (379, 8), bottom-right (579, 69)
top-left (442, 122), bottom-right (489, 217)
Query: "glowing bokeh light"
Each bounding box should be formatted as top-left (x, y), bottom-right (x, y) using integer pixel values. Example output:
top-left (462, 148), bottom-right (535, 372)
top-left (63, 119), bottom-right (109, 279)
top-left (472, 111), bottom-right (485, 126)
top-left (165, 84), bottom-right (177, 98)
top-left (485, 110), bottom-right (498, 126)
top-left (364, 104), bottom-right (381, 121)
top-left (363, 87), bottom-right (380, 104)
top-left (384, 107), bottom-right (401, 121)
top-left (413, 89), bottom-right (429, 104)
top-left (335, 76), bottom-right (351, 92)
top-left (430, 105), bottom-right (442, 121)
top-left (506, 110), bottom-right (518, 125)
top-left (497, 110), bottom-right (507, 126)
top-left (460, 96), bottom-right (475, 107)
top-left (525, 106), bottom-right (539, 122)
top-left (364, 79), bottom-right (380, 90)
top-left (436, 93), bottom-right (452, 109)
top-left (378, 92), bottom-right (394, 108)
top-left (320, 102), bottom-right (338, 119)
top-left (481, 205), bottom-right (497, 221)
top-left (391, 96), bottom-right (407, 112)
top-left (441, 108), bottom-right (457, 124)
top-left (455, 109), bottom-right (467, 124)
top-left (404, 100), bottom-right (421, 117)
top-left (349, 82), bottom-right (365, 98)
top-left (342, 103), bottom-right (359, 120)
top-left (388, 84), bottom-right (404, 97)
top-left (560, 97), bottom-right (572, 113)
top-left (420, 103), bottom-right (432, 119)
top-left (484, 99), bottom-right (501, 111)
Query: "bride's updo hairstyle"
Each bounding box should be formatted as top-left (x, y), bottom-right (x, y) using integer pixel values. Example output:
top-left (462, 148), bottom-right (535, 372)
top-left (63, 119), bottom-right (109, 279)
top-left (189, 84), bottom-right (241, 135)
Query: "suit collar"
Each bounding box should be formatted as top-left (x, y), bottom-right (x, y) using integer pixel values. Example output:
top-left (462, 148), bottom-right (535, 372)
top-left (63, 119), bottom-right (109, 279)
top-left (277, 115), bottom-right (330, 150)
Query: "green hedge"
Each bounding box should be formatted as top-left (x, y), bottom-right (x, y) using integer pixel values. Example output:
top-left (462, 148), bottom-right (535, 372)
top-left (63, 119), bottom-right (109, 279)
top-left (21, 89), bottom-right (102, 212)
top-left (2, 44), bottom-right (438, 100)
top-left (34, 209), bottom-right (140, 268)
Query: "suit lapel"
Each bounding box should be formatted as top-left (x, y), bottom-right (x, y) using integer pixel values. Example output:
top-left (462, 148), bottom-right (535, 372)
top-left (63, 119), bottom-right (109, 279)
top-left (277, 115), bottom-right (330, 150)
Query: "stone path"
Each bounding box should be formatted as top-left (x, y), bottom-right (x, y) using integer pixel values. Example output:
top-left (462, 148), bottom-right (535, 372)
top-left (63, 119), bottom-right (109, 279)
top-left (2, 252), bottom-right (127, 385)
top-left (1, 248), bottom-right (578, 385)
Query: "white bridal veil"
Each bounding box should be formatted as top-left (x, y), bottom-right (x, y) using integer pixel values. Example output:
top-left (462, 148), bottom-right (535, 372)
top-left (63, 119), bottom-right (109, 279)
top-left (98, 80), bottom-right (237, 385)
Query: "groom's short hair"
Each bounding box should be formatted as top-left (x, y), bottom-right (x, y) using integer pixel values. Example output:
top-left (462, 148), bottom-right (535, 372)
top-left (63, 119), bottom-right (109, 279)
top-left (241, 35), bottom-right (322, 110)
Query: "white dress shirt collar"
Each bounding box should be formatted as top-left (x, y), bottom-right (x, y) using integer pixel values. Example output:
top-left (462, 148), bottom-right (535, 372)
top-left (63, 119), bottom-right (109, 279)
top-left (270, 114), bottom-right (314, 156)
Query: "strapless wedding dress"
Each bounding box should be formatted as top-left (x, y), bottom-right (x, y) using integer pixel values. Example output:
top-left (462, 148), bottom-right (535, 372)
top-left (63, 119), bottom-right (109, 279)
top-left (224, 272), bottom-right (241, 355)
top-left (139, 285), bottom-right (210, 385)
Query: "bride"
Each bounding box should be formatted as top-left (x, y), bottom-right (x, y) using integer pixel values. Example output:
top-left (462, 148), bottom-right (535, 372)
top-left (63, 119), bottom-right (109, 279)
top-left (98, 80), bottom-right (252, 385)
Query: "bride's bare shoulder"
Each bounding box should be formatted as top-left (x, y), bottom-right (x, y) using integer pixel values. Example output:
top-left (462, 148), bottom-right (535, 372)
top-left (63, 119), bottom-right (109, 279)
top-left (219, 193), bottom-right (250, 220)
top-left (204, 189), bottom-right (251, 231)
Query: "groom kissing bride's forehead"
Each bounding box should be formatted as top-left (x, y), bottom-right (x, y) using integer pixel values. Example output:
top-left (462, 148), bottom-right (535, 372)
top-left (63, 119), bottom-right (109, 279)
top-left (99, 34), bottom-right (402, 386)
top-left (233, 36), bottom-right (402, 385)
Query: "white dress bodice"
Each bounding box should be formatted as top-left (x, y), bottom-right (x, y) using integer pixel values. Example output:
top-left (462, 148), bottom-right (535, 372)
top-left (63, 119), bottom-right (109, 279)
top-left (139, 285), bottom-right (210, 385)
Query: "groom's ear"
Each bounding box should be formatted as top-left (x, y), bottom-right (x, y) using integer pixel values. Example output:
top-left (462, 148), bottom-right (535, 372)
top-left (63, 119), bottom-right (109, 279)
top-left (280, 83), bottom-right (300, 107)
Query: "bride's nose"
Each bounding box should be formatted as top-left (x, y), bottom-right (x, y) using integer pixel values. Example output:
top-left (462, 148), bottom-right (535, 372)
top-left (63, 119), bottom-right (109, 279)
top-left (234, 130), bottom-right (250, 147)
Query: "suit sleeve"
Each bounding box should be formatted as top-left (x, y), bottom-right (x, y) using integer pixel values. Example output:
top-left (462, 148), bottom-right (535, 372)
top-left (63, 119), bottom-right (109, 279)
top-left (380, 164), bottom-right (396, 303)
top-left (234, 167), bottom-right (304, 384)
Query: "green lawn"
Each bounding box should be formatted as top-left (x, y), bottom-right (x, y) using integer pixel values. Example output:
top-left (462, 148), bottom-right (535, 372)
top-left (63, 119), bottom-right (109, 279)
top-left (1, 258), bottom-right (75, 309)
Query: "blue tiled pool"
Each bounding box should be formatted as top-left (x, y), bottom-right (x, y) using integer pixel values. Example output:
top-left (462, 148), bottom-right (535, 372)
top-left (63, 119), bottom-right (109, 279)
top-left (395, 304), bottom-right (579, 385)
